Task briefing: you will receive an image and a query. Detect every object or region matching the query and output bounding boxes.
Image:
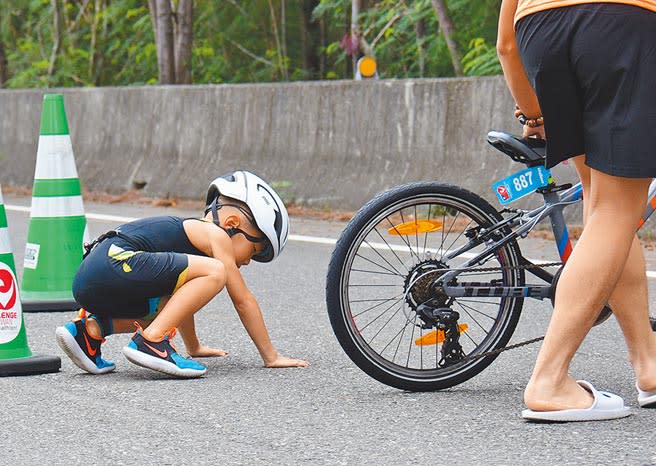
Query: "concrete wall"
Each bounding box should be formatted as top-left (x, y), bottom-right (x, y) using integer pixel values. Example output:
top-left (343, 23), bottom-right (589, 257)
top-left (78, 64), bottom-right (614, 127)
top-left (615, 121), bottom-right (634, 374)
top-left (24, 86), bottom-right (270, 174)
top-left (0, 77), bottom-right (579, 214)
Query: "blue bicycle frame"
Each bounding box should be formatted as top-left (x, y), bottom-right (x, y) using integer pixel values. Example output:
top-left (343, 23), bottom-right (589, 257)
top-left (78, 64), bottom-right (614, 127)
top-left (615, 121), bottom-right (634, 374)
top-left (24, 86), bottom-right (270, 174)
top-left (438, 168), bottom-right (656, 300)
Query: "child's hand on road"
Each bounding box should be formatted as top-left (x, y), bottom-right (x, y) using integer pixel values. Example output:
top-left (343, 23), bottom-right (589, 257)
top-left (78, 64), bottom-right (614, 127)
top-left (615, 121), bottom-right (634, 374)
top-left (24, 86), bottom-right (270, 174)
top-left (264, 354), bottom-right (310, 368)
top-left (188, 345), bottom-right (228, 358)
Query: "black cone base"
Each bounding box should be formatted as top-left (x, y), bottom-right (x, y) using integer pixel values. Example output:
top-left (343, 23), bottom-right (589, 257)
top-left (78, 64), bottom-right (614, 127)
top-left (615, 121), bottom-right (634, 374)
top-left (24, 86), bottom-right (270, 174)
top-left (0, 354), bottom-right (61, 377)
top-left (22, 299), bottom-right (79, 313)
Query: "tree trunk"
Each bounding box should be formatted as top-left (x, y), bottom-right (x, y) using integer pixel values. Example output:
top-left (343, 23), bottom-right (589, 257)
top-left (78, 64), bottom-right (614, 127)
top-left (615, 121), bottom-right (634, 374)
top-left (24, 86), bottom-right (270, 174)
top-left (351, 0), bottom-right (360, 76)
top-left (47, 0), bottom-right (63, 85)
top-left (147, 0), bottom-right (158, 35)
top-left (174, 0), bottom-right (193, 84)
top-left (96, 0), bottom-right (108, 85)
top-left (154, 0), bottom-right (175, 84)
top-left (281, 0), bottom-right (287, 69)
top-left (300, 0), bottom-right (320, 79)
top-left (343, 11), bottom-right (351, 78)
top-left (319, 17), bottom-right (326, 78)
top-left (0, 38), bottom-right (7, 87)
top-left (267, 0), bottom-right (288, 80)
top-left (414, 18), bottom-right (427, 78)
top-left (430, 0), bottom-right (463, 76)
top-left (89, 0), bottom-right (101, 84)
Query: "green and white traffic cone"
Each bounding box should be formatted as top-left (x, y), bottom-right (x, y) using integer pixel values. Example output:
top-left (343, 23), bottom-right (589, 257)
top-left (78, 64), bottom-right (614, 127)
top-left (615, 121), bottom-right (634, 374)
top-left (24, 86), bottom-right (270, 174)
top-left (21, 94), bottom-right (89, 312)
top-left (0, 184), bottom-right (60, 376)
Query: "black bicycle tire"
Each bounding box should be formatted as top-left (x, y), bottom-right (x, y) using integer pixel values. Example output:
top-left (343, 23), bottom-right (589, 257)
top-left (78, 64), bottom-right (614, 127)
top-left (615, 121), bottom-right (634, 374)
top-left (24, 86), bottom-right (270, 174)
top-left (326, 182), bottom-right (525, 391)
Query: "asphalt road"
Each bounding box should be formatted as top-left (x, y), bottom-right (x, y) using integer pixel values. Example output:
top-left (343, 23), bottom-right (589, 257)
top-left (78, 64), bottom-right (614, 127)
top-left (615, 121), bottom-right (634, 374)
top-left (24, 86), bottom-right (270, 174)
top-left (2, 193), bottom-right (656, 466)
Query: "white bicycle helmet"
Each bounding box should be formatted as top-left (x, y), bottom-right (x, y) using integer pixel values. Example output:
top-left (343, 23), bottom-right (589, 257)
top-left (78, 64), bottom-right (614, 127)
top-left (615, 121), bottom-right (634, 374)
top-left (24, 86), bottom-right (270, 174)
top-left (205, 170), bottom-right (289, 262)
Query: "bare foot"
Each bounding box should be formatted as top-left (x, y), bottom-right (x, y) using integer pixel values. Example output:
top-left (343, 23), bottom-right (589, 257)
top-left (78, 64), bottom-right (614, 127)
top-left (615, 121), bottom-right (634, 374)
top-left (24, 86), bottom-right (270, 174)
top-left (524, 376), bottom-right (594, 412)
top-left (632, 336), bottom-right (656, 393)
top-left (188, 345), bottom-right (229, 358)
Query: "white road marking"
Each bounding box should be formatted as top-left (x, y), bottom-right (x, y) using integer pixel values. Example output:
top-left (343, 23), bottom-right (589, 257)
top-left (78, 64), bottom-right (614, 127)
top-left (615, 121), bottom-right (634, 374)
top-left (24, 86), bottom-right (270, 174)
top-left (5, 204), bottom-right (656, 279)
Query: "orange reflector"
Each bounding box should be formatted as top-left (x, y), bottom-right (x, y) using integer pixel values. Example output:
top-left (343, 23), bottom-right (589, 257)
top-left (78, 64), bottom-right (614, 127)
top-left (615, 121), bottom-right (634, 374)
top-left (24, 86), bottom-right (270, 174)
top-left (388, 220), bottom-right (443, 236)
top-left (358, 56), bottom-right (377, 78)
top-left (414, 324), bottom-right (468, 346)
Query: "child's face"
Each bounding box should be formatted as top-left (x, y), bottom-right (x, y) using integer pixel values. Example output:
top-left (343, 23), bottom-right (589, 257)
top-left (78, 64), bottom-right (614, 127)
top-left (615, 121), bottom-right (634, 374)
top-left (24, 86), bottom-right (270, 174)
top-left (231, 226), bottom-right (266, 267)
top-left (224, 211), bottom-right (266, 267)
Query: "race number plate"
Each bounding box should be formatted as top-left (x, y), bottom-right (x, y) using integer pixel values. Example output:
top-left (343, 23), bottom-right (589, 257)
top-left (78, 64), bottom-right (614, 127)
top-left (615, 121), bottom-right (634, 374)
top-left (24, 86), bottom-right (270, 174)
top-left (492, 165), bottom-right (551, 205)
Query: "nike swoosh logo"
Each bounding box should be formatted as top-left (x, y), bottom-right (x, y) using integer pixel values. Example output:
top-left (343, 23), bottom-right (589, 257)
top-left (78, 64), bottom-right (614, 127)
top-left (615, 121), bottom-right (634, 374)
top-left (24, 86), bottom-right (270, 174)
top-left (144, 341), bottom-right (168, 358)
top-left (83, 333), bottom-right (97, 357)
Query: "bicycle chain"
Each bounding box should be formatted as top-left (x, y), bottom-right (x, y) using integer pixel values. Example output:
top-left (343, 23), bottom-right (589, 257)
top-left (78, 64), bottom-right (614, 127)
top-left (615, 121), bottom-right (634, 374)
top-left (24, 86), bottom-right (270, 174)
top-left (454, 336), bottom-right (545, 364)
top-left (456, 261), bottom-right (562, 274)
top-left (439, 260), bottom-right (561, 363)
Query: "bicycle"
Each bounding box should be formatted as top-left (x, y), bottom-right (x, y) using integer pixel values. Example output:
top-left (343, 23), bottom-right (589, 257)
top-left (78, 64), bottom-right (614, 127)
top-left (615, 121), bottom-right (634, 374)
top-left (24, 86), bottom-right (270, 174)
top-left (325, 130), bottom-right (656, 392)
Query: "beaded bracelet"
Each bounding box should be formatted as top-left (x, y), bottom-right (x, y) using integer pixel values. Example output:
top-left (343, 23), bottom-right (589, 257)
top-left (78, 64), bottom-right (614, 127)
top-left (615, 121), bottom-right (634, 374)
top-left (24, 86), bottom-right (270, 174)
top-left (514, 106), bottom-right (544, 128)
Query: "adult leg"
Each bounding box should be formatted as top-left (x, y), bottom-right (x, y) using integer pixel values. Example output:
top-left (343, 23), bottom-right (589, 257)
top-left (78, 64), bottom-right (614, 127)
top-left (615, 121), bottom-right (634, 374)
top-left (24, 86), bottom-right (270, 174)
top-left (571, 157), bottom-right (656, 393)
top-left (524, 168), bottom-right (651, 411)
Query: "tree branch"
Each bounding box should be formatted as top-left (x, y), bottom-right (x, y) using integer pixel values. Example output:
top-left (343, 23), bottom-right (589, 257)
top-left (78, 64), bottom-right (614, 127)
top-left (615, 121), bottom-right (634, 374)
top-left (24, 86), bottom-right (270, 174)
top-left (225, 38), bottom-right (275, 66)
top-left (370, 11), bottom-right (403, 49)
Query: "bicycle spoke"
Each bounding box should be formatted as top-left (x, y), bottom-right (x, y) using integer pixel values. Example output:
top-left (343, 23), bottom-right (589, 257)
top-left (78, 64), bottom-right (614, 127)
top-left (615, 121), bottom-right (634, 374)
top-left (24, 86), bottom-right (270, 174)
top-left (350, 297), bottom-right (402, 304)
top-left (348, 284), bottom-right (404, 287)
top-left (422, 204), bottom-right (432, 257)
top-left (374, 226), bottom-right (415, 269)
top-left (351, 268), bottom-right (400, 277)
top-left (355, 251), bottom-right (404, 277)
top-left (455, 299), bottom-right (499, 323)
top-left (366, 303), bottom-right (405, 343)
top-left (454, 300), bottom-right (497, 335)
top-left (352, 293), bottom-right (404, 319)
top-left (388, 317), bottom-right (412, 363)
top-left (406, 314), bottom-right (418, 369)
top-left (363, 239), bottom-right (407, 276)
top-left (383, 211), bottom-right (422, 263)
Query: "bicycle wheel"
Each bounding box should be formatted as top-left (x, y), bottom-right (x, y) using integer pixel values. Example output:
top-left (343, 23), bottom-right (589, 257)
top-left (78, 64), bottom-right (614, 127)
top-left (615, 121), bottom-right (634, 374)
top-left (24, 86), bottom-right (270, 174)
top-left (326, 182), bottom-right (525, 391)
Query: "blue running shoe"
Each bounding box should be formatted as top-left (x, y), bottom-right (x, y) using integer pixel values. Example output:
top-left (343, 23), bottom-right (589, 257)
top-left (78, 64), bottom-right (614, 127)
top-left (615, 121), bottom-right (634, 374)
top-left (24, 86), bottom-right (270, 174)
top-left (122, 325), bottom-right (206, 378)
top-left (55, 309), bottom-right (116, 374)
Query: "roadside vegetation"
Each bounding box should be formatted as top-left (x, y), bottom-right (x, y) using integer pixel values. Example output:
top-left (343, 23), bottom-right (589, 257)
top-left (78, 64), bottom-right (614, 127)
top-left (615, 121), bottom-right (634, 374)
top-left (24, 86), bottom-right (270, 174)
top-left (0, 0), bottom-right (502, 88)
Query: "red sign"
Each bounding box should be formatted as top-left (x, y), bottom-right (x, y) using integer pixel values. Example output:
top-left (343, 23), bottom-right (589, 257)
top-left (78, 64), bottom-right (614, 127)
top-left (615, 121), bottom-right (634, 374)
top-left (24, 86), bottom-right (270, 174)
top-left (0, 269), bottom-right (17, 311)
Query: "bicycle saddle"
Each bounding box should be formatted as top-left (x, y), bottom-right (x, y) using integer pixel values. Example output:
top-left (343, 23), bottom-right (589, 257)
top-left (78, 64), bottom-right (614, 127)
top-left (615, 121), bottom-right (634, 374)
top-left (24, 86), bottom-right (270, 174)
top-left (487, 131), bottom-right (546, 167)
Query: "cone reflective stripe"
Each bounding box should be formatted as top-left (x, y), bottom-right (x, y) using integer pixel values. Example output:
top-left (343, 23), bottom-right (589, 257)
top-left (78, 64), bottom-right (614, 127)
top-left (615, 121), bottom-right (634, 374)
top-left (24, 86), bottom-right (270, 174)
top-left (21, 94), bottom-right (88, 312)
top-left (0, 185), bottom-right (60, 376)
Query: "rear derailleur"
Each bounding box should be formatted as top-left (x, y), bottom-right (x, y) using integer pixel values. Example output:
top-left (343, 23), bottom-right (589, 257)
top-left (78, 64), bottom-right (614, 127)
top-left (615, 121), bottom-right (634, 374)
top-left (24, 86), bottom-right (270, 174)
top-left (416, 299), bottom-right (465, 367)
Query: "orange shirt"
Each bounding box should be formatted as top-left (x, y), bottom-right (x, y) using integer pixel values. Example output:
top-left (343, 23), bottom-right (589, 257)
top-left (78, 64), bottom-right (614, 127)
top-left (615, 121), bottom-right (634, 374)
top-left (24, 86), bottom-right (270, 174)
top-left (515, 0), bottom-right (656, 23)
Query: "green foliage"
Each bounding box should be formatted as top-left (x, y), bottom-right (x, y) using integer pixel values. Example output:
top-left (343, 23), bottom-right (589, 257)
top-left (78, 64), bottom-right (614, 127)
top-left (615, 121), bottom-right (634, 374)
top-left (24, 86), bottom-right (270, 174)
top-left (270, 180), bottom-right (296, 204)
top-left (1, 0), bottom-right (156, 88)
top-left (462, 38), bottom-right (501, 76)
top-left (313, 0), bottom-right (501, 78)
top-left (0, 0), bottom-right (503, 88)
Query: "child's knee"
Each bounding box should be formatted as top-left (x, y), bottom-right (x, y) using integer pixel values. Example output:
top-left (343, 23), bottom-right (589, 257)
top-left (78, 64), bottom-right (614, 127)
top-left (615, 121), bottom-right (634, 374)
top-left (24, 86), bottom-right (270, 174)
top-left (208, 259), bottom-right (227, 290)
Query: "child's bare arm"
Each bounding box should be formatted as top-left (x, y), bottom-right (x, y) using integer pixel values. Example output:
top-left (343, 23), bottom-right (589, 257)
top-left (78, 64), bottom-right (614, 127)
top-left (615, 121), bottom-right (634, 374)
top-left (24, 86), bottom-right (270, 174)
top-left (205, 225), bottom-right (309, 368)
top-left (177, 314), bottom-right (228, 358)
top-left (226, 277), bottom-right (308, 367)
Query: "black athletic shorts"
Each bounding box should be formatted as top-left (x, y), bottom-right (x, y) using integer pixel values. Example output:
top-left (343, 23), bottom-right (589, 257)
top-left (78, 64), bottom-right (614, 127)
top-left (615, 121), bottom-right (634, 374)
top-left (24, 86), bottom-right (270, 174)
top-left (72, 238), bottom-right (189, 319)
top-left (516, 4), bottom-right (656, 176)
